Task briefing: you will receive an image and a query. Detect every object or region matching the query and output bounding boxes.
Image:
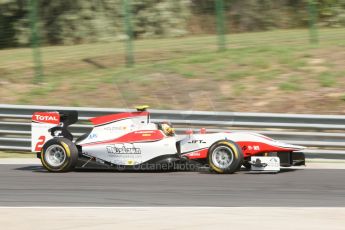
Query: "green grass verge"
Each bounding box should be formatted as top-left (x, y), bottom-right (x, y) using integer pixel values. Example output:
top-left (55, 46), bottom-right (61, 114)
top-left (1, 28), bottom-right (345, 113)
top-left (0, 151), bottom-right (35, 158)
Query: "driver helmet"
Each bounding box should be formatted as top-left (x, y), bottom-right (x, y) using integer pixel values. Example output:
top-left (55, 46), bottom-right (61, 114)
top-left (160, 121), bottom-right (175, 136)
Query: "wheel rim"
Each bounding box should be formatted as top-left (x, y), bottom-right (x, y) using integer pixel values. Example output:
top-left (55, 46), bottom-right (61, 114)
top-left (45, 144), bottom-right (67, 167)
top-left (211, 146), bottom-right (234, 169)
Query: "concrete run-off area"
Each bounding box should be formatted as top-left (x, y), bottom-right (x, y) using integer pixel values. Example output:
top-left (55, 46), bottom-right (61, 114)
top-left (0, 207), bottom-right (344, 230)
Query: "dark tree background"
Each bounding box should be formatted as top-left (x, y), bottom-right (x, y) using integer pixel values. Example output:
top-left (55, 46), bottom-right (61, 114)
top-left (0, 0), bottom-right (344, 48)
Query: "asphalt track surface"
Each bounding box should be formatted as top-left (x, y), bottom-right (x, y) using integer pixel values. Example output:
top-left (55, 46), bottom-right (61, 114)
top-left (0, 164), bottom-right (344, 207)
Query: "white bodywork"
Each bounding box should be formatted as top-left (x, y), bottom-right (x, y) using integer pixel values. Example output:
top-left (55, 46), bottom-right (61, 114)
top-left (250, 156), bottom-right (280, 172)
top-left (79, 114), bottom-right (177, 165)
top-left (80, 131), bottom-right (304, 166)
top-left (179, 132), bottom-right (304, 156)
top-left (82, 137), bottom-right (177, 166)
top-left (78, 115), bottom-right (156, 145)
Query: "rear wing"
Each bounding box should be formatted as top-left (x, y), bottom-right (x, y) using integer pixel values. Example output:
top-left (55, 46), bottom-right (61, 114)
top-left (31, 112), bottom-right (60, 152)
top-left (31, 110), bottom-right (78, 152)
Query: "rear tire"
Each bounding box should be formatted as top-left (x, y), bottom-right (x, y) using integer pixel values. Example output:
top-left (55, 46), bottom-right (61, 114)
top-left (208, 140), bottom-right (243, 174)
top-left (41, 137), bottom-right (78, 172)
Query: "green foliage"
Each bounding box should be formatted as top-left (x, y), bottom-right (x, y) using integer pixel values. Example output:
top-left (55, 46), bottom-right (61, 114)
top-left (318, 0), bottom-right (345, 27)
top-left (229, 0), bottom-right (282, 31)
top-left (0, 0), bottom-right (190, 47)
top-left (0, 0), bottom-right (26, 48)
top-left (190, 0), bottom-right (345, 32)
top-left (132, 0), bottom-right (190, 38)
top-left (0, 0), bottom-right (345, 48)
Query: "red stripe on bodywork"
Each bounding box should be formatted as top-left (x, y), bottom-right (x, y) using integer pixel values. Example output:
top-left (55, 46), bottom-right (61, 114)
top-left (81, 130), bottom-right (164, 146)
top-left (237, 141), bottom-right (297, 157)
top-left (89, 111), bottom-right (149, 126)
top-left (182, 148), bottom-right (208, 160)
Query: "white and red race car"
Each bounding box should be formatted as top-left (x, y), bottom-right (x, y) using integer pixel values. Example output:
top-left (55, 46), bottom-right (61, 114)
top-left (32, 106), bottom-right (305, 173)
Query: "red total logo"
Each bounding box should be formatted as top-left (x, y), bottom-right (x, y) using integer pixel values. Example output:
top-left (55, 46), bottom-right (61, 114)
top-left (32, 112), bottom-right (60, 124)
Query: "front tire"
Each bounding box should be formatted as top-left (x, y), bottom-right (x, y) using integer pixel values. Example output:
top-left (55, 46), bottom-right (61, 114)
top-left (208, 140), bottom-right (243, 174)
top-left (41, 138), bottom-right (78, 172)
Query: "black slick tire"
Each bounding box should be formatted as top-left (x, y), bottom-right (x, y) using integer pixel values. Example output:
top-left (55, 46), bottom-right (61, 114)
top-left (208, 140), bottom-right (243, 174)
top-left (41, 137), bottom-right (78, 172)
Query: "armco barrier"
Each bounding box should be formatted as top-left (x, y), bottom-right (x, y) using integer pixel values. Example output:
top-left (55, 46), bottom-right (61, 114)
top-left (1, 104), bottom-right (345, 158)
